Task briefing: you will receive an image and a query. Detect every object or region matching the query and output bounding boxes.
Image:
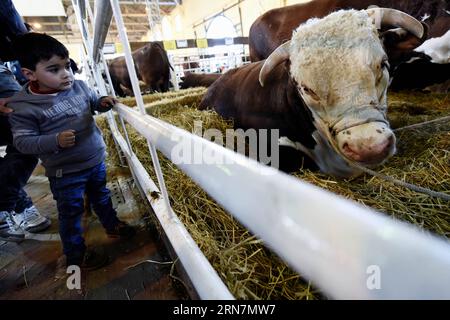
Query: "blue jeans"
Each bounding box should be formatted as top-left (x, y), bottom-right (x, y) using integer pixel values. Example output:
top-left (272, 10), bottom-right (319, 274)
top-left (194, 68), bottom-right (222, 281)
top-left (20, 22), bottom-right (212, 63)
top-left (49, 162), bottom-right (119, 263)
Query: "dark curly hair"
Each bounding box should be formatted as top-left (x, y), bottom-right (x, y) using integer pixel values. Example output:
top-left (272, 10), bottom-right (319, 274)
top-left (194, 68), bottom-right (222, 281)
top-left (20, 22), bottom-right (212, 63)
top-left (13, 32), bottom-right (69, 70)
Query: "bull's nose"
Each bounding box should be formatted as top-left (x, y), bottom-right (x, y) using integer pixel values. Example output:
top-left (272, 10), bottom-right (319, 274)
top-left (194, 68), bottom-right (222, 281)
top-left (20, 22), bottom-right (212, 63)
top-left (342, 135), bottom-right (394, 164)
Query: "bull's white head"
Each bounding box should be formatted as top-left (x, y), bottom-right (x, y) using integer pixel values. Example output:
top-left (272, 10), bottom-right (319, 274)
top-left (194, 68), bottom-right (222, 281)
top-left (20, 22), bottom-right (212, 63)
top-left (259, 9), bottom-right (424, 176)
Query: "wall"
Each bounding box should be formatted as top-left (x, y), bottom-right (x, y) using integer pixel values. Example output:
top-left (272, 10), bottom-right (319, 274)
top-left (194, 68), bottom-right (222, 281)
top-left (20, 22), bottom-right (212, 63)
top-left (13, 0), bottom-right (65, 17)
top-left (154, 0), bottom-right (310, 40)
top-left (65, 43), bottom-right (84, 65)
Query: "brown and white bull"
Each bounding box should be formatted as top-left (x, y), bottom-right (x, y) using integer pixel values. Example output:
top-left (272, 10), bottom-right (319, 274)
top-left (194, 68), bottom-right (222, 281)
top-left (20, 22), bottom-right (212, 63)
top-left (200, 9), bottom-right (425, 177)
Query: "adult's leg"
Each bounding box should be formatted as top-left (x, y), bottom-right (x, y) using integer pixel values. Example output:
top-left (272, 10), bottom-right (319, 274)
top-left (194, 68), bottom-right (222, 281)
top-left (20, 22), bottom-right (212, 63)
top-left (0, 65), bottom-right (36, 212)
top-left (0, 145), bottom-right (37, 212)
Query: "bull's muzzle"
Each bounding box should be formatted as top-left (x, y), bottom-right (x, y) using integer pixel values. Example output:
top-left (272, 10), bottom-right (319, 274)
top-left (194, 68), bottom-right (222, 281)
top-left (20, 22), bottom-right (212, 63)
top-left (336, 122), bottom-right (396, 165)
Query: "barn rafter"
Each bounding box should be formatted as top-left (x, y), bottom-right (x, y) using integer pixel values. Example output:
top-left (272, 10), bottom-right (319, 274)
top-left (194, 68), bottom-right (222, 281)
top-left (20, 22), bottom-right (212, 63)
top-left (20, 0), bottom-right (180, 43)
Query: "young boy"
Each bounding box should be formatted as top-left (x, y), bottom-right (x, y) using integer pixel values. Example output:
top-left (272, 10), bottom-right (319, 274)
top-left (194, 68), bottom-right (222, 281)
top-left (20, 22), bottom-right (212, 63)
top-left (8, 33), bottom-right (135, 270)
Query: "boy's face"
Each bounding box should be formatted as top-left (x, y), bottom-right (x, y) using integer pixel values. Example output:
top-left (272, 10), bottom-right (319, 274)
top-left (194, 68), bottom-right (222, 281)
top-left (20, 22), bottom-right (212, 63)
top-left (22, 55), bottom-right (74, 92)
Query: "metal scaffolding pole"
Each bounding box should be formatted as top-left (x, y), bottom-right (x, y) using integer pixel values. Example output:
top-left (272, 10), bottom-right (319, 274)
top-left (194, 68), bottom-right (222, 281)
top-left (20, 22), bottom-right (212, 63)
top-left (92, 0), bottom-right (113, 63)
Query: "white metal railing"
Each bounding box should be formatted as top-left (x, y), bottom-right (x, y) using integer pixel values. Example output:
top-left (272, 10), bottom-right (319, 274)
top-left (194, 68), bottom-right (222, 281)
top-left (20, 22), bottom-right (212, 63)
top-left (74, 0), bottom-right (450, 299)
top-left (115, 103), bottom-right (450, 299)
top-left (169, 50), bottom-right (251, 86)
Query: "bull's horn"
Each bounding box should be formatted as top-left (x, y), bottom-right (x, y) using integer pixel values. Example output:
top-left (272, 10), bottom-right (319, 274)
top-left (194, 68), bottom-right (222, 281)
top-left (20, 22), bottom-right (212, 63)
top-left (366, 8), bottom-right (424, 39)
top-left (259, 41), bottom-right (291, 87)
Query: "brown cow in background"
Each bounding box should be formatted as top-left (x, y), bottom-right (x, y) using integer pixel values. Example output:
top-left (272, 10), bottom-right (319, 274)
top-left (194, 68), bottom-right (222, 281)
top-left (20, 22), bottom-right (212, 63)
top-left (108, 42), bottom-right (172, 97)
top-left (249, 0), bottom-right (449, 62)
top-left (249, 0), bottom-right (450, 91)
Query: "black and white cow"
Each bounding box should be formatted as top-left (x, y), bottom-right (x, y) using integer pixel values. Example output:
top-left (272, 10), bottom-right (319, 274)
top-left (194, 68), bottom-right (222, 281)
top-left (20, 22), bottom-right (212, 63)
top-left (390, 29), bottom-right (450, 91)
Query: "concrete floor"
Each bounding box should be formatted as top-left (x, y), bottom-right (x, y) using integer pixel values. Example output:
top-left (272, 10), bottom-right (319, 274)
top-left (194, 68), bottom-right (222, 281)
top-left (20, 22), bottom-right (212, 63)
top-left (0, 164), bottom-right (189, 300)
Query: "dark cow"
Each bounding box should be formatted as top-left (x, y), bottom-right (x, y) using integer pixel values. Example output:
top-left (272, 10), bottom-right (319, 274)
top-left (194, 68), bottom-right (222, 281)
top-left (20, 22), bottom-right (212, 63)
top-left (249, 0), bottom-right (450, 91)
top-left (200, 9), bottom-right (424, 177)
top-left (179, 72), bottom-right (221, 89)
top-left (108, 42), bottom-right (172, 97)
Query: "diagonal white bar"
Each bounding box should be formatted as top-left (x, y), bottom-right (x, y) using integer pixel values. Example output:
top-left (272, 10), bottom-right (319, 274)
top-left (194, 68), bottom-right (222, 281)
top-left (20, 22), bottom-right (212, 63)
top-left (107, 117), bottom-right (235, 300)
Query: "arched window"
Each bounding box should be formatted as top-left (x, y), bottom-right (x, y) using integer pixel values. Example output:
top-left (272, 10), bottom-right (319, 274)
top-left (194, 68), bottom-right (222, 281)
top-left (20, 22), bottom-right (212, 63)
top-left (206, 15), bottom-right (237, 39)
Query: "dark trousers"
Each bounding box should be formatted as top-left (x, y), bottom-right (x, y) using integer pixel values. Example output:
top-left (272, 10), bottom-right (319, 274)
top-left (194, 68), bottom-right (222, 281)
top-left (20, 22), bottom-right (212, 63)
top-left (49, 161), bottom-right (119, 263)
top-left (0, 143), bottom-right (38, 213)
top-left (0, 62), bottom-right (36, 213)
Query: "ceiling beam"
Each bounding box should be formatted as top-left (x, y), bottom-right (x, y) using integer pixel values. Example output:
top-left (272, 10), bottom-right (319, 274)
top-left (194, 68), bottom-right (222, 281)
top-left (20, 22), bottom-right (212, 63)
top-left (118, 13), bottom-right (148, 17)
top-left (118, 0), bottom-right (178, 5)
top-left (24, 21), bottom-right (148, 26)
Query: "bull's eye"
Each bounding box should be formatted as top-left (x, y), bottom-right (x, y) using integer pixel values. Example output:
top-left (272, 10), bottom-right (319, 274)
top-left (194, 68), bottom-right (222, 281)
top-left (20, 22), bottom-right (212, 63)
top-left (376, 59), bottom-right (390, 84)
top-left (301, 84), bottom-right (320, 101)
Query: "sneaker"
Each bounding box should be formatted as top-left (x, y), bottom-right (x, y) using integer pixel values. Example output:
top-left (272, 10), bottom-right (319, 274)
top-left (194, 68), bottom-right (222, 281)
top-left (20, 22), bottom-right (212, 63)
top-left (13, 205), bottom-right (51, 233)
top-left (67, 249), bottom-right (109, 271)
top-left (0, 211), bottom-right (25, 242)
top-left (106, 221), bottom-right (136, 239)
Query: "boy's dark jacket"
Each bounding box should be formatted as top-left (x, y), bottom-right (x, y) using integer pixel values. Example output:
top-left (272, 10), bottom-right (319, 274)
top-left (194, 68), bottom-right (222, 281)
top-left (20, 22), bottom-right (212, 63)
top-left (8, 80), bottom-right (109, 177)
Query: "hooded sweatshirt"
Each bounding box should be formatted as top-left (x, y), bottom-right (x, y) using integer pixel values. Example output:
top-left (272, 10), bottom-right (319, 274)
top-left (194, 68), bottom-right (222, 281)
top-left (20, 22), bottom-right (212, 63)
top-left (8, 80), bottom-right (109, 177)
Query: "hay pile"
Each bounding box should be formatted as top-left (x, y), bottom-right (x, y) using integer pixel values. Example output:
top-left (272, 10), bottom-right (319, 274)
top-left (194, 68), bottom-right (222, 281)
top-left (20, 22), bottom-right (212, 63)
top-left (97, 88), bottom-right (449, 300)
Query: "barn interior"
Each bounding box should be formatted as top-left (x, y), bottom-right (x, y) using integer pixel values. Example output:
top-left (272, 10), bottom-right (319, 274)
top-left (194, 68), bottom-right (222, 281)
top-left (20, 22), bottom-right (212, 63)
top-left (1, 0), bottom-right (449, 301)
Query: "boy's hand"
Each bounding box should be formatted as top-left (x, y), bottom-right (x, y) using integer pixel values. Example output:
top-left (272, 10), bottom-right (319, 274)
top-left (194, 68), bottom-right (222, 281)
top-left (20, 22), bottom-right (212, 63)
top-left (58, 130), bottom-right (76, 148)
top-left (99, 96), bottom-right (118, 111)
top-left (0, 98), bottom-right (13, 115)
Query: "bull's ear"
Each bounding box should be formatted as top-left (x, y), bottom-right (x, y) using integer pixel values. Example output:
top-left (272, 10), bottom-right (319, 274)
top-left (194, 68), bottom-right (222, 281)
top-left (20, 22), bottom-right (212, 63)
top-left (381, 22), bottom-right (428, 69)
